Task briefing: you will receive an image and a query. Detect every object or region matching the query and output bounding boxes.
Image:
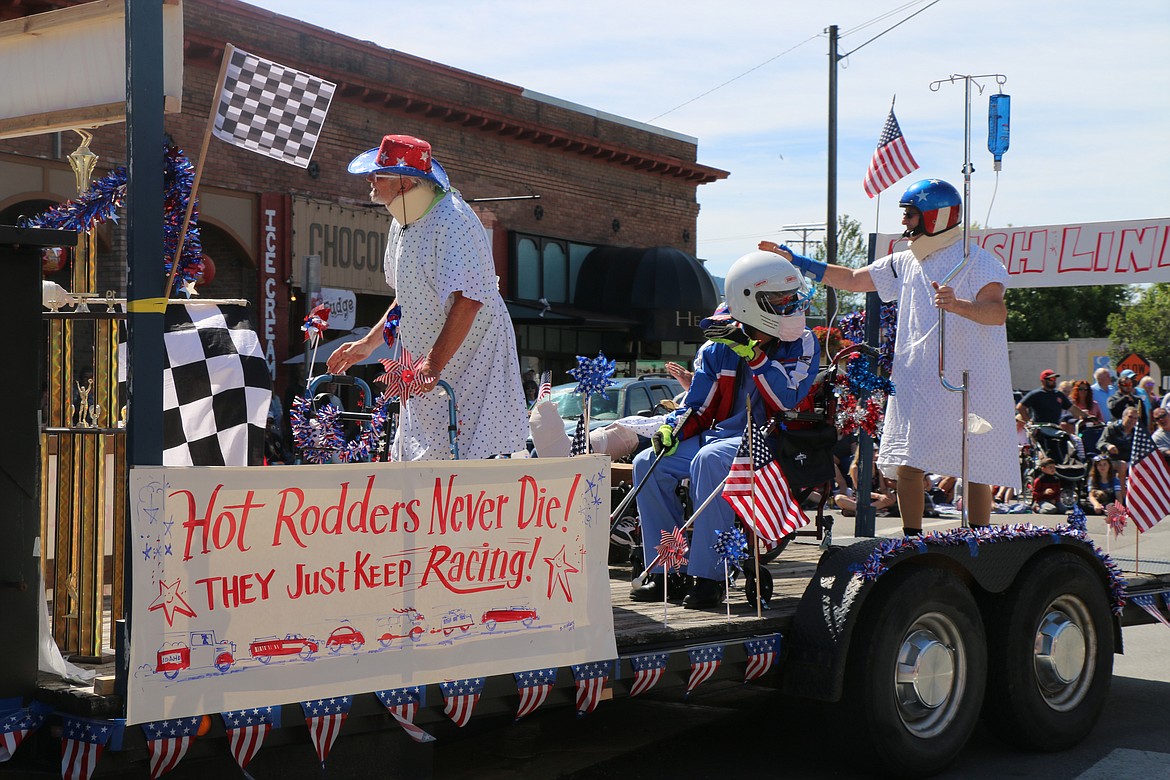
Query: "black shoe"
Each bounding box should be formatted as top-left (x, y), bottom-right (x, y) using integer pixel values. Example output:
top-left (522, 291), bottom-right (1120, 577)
top-left (630, 574), bottom-right (665, 602)
top-left (682, 577), bottom-right (725, 609)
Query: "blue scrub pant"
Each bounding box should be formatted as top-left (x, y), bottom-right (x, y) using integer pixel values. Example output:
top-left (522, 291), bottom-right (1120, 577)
top-left (632, 434), bottom-right (740, 580)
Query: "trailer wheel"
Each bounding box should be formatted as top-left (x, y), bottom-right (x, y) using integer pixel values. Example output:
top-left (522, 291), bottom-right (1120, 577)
top-left (983, 551), bottom-right (1113, 751)
top-left (843, 567), bottom-right (987, 778)
top-left (743, 565), bottom-right (774, 609)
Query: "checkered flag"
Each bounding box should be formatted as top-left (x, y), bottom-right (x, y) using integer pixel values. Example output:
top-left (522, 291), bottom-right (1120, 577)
top-left (212, 44), bottom-right (336, 168)
top-left (161, 304), bottom-right (272, 466)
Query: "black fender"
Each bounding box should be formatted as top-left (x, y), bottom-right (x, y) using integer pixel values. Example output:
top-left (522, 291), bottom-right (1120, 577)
top-left (780, 530), bottom-right (1122, 702)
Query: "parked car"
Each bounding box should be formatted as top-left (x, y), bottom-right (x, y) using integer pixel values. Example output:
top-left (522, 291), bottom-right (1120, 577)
top-left (542, 375), bottom-right (683, 435)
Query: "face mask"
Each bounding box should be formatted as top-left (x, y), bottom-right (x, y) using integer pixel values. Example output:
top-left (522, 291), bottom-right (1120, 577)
top-left (777, 312), bottom-right (806, 341)
top-left (389, 181), bottom-right (439, 225)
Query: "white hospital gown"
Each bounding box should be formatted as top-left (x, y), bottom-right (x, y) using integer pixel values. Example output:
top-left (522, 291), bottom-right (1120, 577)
top-left (385, 191), bottom-right (528, 460)
top-left (870, 241), bottom-right (1020, 489)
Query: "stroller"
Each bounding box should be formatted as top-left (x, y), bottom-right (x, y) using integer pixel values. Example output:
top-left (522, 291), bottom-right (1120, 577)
top-left (1025, 422), bottom-right (1087, 510)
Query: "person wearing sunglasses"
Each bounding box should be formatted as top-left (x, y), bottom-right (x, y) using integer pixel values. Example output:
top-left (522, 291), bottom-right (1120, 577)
top-left (759, 178), bottom-right (1016, 536)
top-left (327, 134), bottom-right (527, 460)
top-left (631, 251), bottom-right (820, 609)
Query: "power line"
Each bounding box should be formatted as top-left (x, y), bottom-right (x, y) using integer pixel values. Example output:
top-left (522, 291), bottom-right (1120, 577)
top-left (643, 1), bottom-right (943, 124)
top-left (645, 33), bottom-right (821, 123)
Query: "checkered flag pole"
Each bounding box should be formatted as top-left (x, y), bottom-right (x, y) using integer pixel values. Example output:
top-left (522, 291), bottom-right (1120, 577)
top-left (213, 44), bottom-right (337, 168)
top-left (169, 43), bottom-right (337, 293)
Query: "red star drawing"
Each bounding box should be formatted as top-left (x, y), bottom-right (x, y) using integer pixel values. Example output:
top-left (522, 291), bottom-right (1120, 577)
top-left (544, 545), bottom-right (580, 603)
top-left (148, 579), bottom-right (197, 626)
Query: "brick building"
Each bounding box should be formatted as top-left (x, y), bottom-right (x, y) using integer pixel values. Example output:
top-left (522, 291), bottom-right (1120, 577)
top-left (0, 0), bottom-right (727, 400)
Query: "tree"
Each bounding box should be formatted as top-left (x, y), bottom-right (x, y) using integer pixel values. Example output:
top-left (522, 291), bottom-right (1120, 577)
top-left (1004, 285), bottom-right (1130, 342)
top-left (811, 214), bottom-right (868, 315)
top-left (1107, 282), bottom-right (1170, 369)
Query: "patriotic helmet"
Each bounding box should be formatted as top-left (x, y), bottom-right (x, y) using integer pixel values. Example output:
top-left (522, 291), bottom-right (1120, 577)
top-left (348, 134), bottom-right (449, 190)
top-left (899, 178), bottom-right (962, 236)
top-left (724, 251), bottom-right (814, 339)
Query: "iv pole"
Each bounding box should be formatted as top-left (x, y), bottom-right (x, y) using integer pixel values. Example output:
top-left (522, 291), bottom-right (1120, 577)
top-left (928, 73), bottom-right (1007, 529)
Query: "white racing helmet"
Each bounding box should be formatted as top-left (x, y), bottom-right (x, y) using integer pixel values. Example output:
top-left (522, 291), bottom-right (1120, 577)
top-left (724, 250), bottom-right (814, 338)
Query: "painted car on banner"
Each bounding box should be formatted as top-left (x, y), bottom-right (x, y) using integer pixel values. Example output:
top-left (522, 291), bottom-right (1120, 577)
top-left (249, 633), bottom-right (319, 663)
top-left (155, 630), bottom-right (237, 679)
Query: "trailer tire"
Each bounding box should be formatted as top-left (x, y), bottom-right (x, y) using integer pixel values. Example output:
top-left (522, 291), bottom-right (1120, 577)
top-left (982, 551), bottom-right (1113, 751)
top-left (843, 567), bottom-right (986, 778)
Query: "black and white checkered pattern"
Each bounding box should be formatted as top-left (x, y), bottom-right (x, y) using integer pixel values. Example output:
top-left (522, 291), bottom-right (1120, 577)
top-left (161, 304), bottom-right (271, 466)
top-left (212, 45), bottom-right (337, 168)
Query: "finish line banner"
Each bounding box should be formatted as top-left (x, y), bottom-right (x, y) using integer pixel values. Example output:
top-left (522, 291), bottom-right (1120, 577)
top-left (876, 216), bottom-right (1170, 288)
top-left (127, 457), bottom-right (616, 724)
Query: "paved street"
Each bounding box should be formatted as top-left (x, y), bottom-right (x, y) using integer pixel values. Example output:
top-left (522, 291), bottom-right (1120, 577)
top-left (432, 510), bottom-right (1170, 779)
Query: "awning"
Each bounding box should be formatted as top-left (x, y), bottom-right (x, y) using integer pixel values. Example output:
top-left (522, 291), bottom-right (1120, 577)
top-left (573, 246), bottom-right (719, 341)
top-left (506, 299), bottom-right (639, 328)
top-left (283, 327), bottom-right (393, 366)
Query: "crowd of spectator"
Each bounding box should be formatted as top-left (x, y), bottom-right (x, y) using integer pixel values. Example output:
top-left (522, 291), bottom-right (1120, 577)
top-left (805, 366), bottom-right (1169, 520)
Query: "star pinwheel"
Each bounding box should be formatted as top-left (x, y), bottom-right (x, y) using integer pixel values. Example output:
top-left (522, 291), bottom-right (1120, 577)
top-left (568, 352), bottom-right (616, 398)
top-left (301, 304), bottom-right (331, 345)
top-left (377, 349), bottom-right (427, 402)
top-left (1104, 502), bottom-right (1129, 537)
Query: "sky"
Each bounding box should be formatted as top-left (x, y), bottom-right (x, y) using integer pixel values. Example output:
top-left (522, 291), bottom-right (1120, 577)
top-left (247, 0), bottom-right (1170, 278)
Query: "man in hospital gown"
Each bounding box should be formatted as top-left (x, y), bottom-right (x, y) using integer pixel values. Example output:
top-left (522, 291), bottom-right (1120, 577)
top-left (327, 134), bottom-right (528, 460)
top-left (761, 178), bottom-right (1018, 533)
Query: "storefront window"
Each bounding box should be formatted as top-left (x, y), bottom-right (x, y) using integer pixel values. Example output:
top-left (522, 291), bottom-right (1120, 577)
top-left (511, 233), bottom-right (599, 304)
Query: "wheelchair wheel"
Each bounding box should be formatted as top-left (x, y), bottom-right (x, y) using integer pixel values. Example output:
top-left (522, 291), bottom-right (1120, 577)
top-left (742, 559), bottom-right (774, 609)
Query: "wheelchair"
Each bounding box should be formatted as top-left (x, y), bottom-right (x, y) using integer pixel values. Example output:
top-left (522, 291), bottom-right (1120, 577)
top-left (613, 344), bottom-right (861, 608)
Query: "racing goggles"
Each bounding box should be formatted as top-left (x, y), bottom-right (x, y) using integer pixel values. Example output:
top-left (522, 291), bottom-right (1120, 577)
top-left (758, 286), bottom-right (813, 316)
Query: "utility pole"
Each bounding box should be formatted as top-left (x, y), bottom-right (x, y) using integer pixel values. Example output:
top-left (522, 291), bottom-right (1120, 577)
top-left (781, 222), bottom-right (825, 256)
top-left (826, 24), bottom-right (839, 321)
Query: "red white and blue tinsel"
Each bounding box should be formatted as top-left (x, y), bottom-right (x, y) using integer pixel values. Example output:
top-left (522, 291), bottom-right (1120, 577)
top-left (568, 352), bottom-right (617, 398)
top-left (22, 143), bottom-right (204, 296)
top-left (839, 302), bottom-right (897, 375)
top-left (382, 303), bottom-right (401, 349)
top-left (832, 356), bottom-right (895, 438)
top-left (849, 523), bottom-right (1128, 615)
top-left (289, 394), bottom-right (389, 464)
top-left (301, 304), bottom-right (330, 343)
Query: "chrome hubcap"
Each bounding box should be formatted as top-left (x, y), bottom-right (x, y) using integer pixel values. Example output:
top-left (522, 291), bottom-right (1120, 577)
top-left (1033, 596), bottom-right (1095, 710)
top-left (893, 613), bottom-right (966, 737)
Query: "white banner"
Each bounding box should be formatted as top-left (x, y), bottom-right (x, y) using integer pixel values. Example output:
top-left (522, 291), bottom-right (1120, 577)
top-left (127, 457), bottom-right (616, 724)
top-left (876, 217), bottom-right (1170, 288)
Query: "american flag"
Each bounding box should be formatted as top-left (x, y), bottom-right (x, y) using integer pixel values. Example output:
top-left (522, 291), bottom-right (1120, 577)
top-left (571, 661), bottom-right (611, 716)
top-left (628, 652), bottom-right (670, 697)
top-left (569, 416), bottom-right (588, 456)
top-left (536, 371), bottom-right (553, 404)
top-left (0, 701), bottom-right (48, 763)
top-left (212, 44), bottom-right (336, 168)
top-left (60, 715), bottom-right (121, 780)
top-left (141, 716), bottom-right (202, 779)
top-left (374, 687), bottom-right (435, 743)
top-left (1125, 424), bottom-right (1170, 532)
top-left (514, 668), bottom-right (557, 721)
top-left (743, 635), bottom-right (781, 682)
top-left (440, 678), bottom-right (484, 728)
top-left (221, 707), bottom-right (280, 771)
top-left (686, 645), bottom-right (724, 696)
top-left (723, 423), bottom-right (809, 542)
top-left (863, 108), bottom-right (920, 198)
top-left (301, 696), bottom-right (352, 767)
top-left (1131, 594), bottom-right (1170, 628)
